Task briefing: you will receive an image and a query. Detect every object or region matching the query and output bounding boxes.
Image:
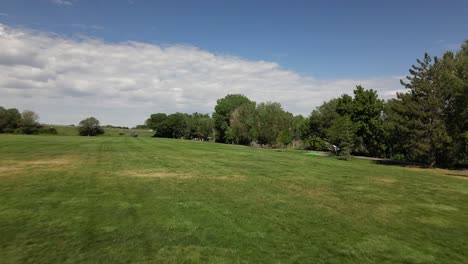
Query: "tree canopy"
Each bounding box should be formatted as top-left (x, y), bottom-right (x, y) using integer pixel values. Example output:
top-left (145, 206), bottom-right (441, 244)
top-left (213, 94), bottom-right (253, 143)
top-left (78, 117), bottom-right (104, 136)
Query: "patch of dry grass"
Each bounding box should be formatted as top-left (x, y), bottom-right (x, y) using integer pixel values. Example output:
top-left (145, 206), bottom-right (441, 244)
top-left (117, 169), bottom-right (246, 181)
top-left (372, 177), bottom-right (398, 183)
top-left (0, 156), bottom-right (78, 176)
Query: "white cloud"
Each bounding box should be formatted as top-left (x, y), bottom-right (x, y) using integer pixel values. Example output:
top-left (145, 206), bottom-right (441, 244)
top-left (50, 0), bottom-right (73, 6)
top-left (0, 24), bottom-right (404, 126)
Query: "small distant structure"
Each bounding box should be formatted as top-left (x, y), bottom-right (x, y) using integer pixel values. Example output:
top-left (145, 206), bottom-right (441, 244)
top-left (332, 144), bottom-right (340, 155)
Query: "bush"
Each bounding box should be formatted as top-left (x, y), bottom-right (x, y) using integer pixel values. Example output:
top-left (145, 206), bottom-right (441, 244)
top-left (14, 125), bottom-right (42, 135)
top-left (390, 153), bottom-right (406, 161)
top-left (338, 146), bottom-right (352, 160)
top-left (303, 135), bottom-right (330, 151)
top-left (78, 117), bottom-right (104, 136)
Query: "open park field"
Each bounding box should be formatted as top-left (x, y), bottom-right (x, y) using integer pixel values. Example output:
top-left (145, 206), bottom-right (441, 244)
top-left (0, 135), bottom-right (467, 263)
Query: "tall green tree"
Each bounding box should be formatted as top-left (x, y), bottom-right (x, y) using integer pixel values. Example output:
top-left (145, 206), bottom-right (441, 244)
top-left (164, 113), bottom-right (189, 139)
top-left (146, 113), bottom-right (170, 137)
top-left (309, 98), bottom-right (340, 141)
top-left (17, 110), bottom-right (41, 134)
top-left (327, 116), bottom-right (356, 160)
top-left (187, 113), bottom-right (213, 140)
top-left (228, 102), bottom-right (257, 145)
top-left (255, 102), bottom-right (291, 146)
top-left (307, 99), bottom-right (340, 150)
top-left (309, 87), bottom-right (384, 156)
top-left (213, 94), bottom-right (253, 143)
top-left (387, 53), bottom-right (451, 166)
top-left (0, 107), bottom-right (21, 133)
top-left (291, 115), bottom-right (309, 143)
top-left (350, 86), bottom-right (384, 156)
top-left (432, 41), bottom-right (468, 165)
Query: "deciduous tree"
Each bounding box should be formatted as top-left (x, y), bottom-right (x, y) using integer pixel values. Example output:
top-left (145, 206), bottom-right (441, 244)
top-left (213, 94), bottom-right (253, 143)
top-left (78, 117), bottom-right (104, 136)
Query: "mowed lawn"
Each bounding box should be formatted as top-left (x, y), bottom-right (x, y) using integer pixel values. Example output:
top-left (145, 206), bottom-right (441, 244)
top-left (0, 135), bottom-right (467, 263)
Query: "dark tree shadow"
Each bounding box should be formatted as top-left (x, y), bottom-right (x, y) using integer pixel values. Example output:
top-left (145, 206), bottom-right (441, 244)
top-left (372, 159), bottom-right (468, 179)
top-left (372, 159), bottom-right (430, 168)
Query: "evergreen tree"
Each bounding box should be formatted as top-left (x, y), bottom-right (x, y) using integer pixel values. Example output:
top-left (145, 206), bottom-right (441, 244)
top-left (327, 116), bottom-right (356, 160)
top-left (390, 53), bottom-right (451, 166)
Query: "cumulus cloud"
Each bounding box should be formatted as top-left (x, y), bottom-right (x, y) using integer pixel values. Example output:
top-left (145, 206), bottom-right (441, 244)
top-left (0, 24), bottom-right (403, 126)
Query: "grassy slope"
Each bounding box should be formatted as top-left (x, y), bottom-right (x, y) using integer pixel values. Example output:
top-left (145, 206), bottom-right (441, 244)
top-left (0, 135), bottom-right (467, 263)
top-left (47, 125), bottom-right (155, 137)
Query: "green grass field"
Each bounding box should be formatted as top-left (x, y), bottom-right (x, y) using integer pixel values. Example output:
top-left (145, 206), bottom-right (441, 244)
top-left (0, 135), bottom-right (467, 263)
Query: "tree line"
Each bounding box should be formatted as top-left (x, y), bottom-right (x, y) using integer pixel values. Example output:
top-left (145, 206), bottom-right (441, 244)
top-left (0, 107), bottom-right (57, 135)
top-left (146, 41), bottom-right (467, 167)
top-left (1, 41), bottom-right (466, 167)
top-left (0, 111), bottom-right (107, 137)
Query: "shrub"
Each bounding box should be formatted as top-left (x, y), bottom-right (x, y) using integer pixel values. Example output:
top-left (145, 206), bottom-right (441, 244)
top-left (78, 117), bottom-right (104, 136)
top-left (338, 146), bottom-right (352, 160)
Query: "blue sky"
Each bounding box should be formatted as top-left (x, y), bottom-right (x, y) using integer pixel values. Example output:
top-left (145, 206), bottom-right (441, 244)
top-left (0, 0), bottom-right (466, 126)
top-left (1, 0), bottom-right (466, 78)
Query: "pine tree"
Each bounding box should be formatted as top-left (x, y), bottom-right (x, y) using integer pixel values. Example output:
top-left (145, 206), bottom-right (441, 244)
top-left (393, 53), bottom-right (451, 166)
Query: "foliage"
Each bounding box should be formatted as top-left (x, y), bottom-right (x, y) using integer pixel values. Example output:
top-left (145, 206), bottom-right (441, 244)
top-left (308, 86), bottom-right (384, 158)
top-left (384, 47), bottom-right (467, 166)
top-left (0, 107), bottom-right (21, 133)
top-left (78, 117), bottom-right (104, 136)
top-left (228, 102), bottom-right (257, 145)
top-left (349, 86), bottom-right (385, 156)
top-left (308, 98), bottom-right (340, 142)
top-left (213, 94), bottom-right (253, 143)
top-left (146, 113), bottom-right (169, 136)
top-left (16, 110), bottom-right (42, 135)
top-left (147, 112), bottom-right (212, 140)
top-left (291, 115), bottom-right (309, 141)
top-left (133, 124), bottom-right (149, 129)
top-left (255, 102), bottom-right (292, 146)
top-left (164, 113), bottom-right (189, 139)
top-left (186, 113), bottom-right (213, 140)
top-left (327, 116), bottom-right (356, 160)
